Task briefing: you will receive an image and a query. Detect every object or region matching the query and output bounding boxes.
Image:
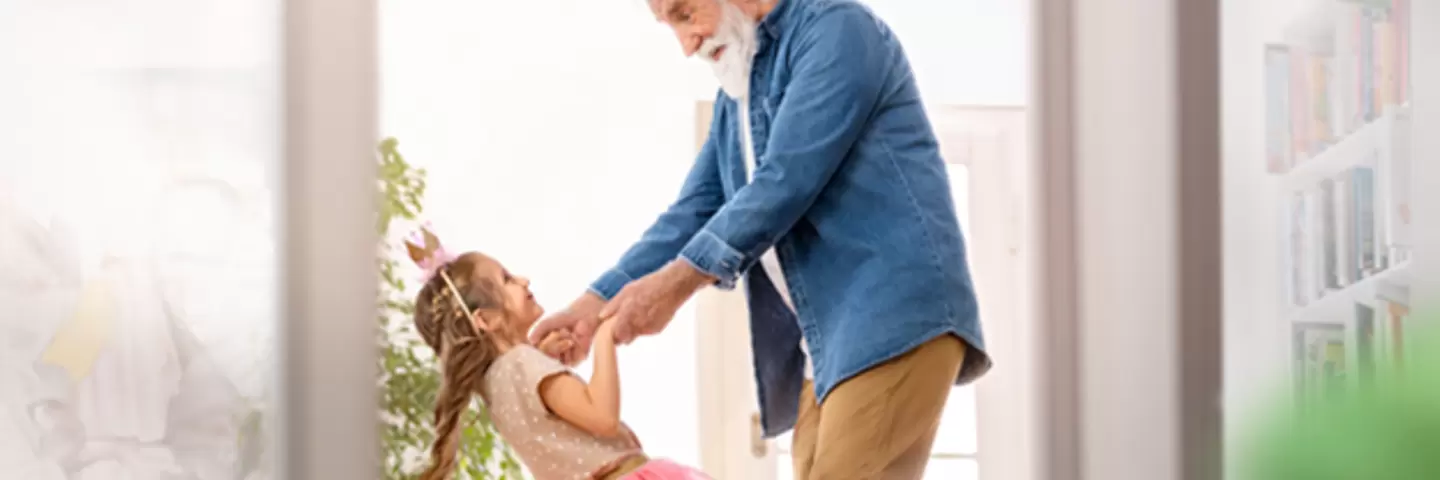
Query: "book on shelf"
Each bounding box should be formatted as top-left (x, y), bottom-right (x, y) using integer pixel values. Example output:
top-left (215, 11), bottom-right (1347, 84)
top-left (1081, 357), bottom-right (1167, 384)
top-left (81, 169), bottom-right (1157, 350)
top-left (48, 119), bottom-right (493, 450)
top-left (1319, 179), bottom-right (1339, 291)
top-left (1395, 0), bottom-right (1409, 102)
top-left (1308, 187), bottom-right (1328, 300)
top-left (1288, 47), bottom-right (1321, 162)
top-left (1333, 171), bottom-right (1354, 285)
top-left (1266, 45), bottom-right (1293, 173)
top-left (1354, 302), bottom-right (1376, 386)
top-left (1383, 108), bottom-right (1412, 262)
top-left (1293, 323), bottom-right (1346, 410)
top-left (1266, 0), bottom-right (1411, 174)
top-left (1395, 302), bottom-right (1413, 366)
top-left (1351, 165), bottom-right (1378, 276)
top-left (1285, 164), bottom-right (1395, 307)
top-left (1373, 281), bottom-right (1411, 369)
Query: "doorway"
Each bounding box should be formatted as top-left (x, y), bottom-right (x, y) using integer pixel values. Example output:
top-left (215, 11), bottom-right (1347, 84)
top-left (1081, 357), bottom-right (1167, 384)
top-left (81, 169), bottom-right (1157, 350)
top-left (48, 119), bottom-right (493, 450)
top-left (693, 103), bottom-right (1029, 480)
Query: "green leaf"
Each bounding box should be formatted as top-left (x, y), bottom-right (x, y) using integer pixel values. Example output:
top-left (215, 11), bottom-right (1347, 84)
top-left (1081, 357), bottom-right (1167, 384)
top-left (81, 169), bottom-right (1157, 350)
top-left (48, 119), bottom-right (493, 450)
top-left (1241, 312), bottom-right (1440, 480)
top-left (374, 137), bottom-right (523, 479)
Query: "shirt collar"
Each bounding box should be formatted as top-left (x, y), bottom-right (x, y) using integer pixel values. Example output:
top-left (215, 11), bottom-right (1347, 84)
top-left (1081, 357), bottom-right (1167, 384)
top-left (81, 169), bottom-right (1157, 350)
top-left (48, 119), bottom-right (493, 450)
top-left (758, 0), bottom-right (796, 40)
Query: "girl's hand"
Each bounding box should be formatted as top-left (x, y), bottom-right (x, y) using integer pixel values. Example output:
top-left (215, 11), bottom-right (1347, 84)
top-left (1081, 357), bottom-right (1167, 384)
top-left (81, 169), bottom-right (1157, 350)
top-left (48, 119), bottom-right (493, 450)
top-left (594, 317), bottom-right (618, 346)
top-left (529, 292), bottom-right (606, 366)
top-left (535, 329), bottom-right (576, 360)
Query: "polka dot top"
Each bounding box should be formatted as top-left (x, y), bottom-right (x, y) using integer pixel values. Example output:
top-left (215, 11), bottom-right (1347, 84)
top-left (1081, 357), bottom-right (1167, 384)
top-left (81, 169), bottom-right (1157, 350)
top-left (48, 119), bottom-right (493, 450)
top-left (481, 345), bottom-right (644, 480)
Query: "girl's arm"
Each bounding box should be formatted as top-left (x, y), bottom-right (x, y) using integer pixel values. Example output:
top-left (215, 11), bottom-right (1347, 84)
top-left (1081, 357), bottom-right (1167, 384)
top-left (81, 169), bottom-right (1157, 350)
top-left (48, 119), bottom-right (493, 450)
top-left (538, 319), bottom-right (622, 438)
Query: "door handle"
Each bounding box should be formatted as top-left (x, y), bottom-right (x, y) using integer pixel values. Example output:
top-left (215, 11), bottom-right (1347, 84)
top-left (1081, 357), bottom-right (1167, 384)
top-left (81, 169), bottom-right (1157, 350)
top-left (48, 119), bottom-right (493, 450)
top-left (750, 412), bottom-right (767, 458)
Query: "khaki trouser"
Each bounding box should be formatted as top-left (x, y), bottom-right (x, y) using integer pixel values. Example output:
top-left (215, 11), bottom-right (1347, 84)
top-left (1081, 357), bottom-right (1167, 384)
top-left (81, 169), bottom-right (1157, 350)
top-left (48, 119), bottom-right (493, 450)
top-left (790, 334), bottom-right (968, 480)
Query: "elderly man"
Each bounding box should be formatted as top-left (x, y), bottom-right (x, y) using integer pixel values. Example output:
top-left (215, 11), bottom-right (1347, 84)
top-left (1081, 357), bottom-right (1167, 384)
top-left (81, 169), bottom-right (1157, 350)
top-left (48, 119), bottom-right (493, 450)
top-left (530, 0), bottom-right (991, 477)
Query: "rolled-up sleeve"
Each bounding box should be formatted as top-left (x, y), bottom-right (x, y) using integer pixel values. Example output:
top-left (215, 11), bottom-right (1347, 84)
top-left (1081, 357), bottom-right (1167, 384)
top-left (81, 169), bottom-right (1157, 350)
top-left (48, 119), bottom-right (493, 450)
top-left (677, 5), bottom-right (889, 287)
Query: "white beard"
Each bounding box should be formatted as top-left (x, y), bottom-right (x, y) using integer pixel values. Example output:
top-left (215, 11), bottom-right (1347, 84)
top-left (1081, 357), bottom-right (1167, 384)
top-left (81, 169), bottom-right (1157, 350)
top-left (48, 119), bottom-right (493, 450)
top-left (698, 1), bottom-right (759, 99)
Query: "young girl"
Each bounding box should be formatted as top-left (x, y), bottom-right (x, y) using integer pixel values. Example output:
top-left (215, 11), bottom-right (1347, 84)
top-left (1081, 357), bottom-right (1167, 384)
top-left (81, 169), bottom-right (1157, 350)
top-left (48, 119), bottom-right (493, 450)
top-left (405, 229), bottom-right (708, 480)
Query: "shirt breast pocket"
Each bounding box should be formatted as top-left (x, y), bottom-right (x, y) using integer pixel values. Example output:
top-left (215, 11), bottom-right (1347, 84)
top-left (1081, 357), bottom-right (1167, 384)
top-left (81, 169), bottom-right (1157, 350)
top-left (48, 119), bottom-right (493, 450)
top-left (762, 93), bottom-right (783, 117)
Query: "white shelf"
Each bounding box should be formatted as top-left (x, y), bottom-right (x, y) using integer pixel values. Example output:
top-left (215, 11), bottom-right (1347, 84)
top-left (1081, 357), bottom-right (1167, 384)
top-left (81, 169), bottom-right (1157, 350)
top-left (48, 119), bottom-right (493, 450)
top-left (1280, 104), bottom-right (1409, 190)
top-left (1287, 261), bottom-right (1410, 324)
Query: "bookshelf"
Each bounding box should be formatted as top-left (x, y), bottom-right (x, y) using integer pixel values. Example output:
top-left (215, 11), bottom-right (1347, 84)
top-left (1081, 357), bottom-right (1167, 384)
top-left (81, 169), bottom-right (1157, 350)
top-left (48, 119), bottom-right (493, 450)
top-left (1266, 0), bottom-right (1414, 406)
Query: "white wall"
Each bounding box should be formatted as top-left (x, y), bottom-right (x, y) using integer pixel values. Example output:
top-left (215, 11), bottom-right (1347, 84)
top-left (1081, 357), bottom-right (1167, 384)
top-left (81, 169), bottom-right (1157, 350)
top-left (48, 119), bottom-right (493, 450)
top-left (381, 0), bottom-right (707, 467)
top-left (1220, 0), bottom-right (1313, 474)
top-left (682, 0), bottom-right (1031, 105)
top-left (866, 0), bottom-right (1029, 106)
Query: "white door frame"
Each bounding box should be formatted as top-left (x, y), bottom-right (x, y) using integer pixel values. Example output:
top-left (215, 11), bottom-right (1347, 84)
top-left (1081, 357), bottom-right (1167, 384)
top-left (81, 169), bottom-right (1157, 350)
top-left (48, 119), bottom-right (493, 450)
top-left (279, 0), bottom-right (381, 477)
top-left (1029, 0), bottom-right (1223, 478)
top-left (692, 100), bottom-right (775, 480)
top-left (936, 106), bottom-right (1038, 480)
top-left (1414, 0), bottom-right (1440, 311)
top-left (693, 102), bottom-right (1032, 480)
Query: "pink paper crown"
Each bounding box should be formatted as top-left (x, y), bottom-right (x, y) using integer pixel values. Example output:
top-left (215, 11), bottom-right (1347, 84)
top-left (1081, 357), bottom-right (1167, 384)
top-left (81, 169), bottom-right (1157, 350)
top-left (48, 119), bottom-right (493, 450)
top-left (403, 222), bottom-right (458, 283)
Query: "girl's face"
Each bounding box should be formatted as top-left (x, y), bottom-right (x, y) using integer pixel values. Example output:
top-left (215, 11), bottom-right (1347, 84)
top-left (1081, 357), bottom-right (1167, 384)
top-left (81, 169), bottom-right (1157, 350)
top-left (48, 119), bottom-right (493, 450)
top-left (467, 253), bottom-right (544, 334)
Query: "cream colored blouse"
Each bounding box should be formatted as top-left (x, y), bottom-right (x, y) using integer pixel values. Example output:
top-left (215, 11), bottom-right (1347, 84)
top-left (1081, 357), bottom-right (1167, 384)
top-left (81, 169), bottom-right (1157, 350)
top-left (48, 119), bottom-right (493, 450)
top-left (482, 346), bottom-right (643, 480)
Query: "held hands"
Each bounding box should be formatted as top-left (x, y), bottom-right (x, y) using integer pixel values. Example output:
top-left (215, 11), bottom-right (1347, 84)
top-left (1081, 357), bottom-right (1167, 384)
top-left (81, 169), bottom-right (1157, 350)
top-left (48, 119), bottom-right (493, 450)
top-left (534, 329), bottom-right (577, 360)
top-left (600, 260), bottom-right (714, 345)
top-left (529, 310), bottom-right (618, 365)
top-left (529, 260), bottom-right (714, 364)
top-left (529, 293), bottom-right (606, 366)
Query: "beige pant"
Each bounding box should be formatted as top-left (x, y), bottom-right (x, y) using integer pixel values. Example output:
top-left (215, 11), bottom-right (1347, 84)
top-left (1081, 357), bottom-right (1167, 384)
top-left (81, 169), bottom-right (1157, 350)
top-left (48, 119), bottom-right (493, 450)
top-left (790, 334), bottom-right (968, 480)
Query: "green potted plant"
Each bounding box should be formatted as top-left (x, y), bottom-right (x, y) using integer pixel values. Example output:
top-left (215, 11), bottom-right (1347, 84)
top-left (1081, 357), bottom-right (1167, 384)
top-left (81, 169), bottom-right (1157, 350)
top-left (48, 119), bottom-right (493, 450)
top-left (1241, 312), bottom-right (1439, 480)
top-left (376, 138), bottom-right (525, 479)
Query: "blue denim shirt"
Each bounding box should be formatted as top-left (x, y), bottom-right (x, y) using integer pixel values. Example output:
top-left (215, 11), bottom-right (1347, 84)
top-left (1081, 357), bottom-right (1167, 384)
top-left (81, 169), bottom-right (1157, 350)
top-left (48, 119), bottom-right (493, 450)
top-left (591, 0), bottom-right (990, 437)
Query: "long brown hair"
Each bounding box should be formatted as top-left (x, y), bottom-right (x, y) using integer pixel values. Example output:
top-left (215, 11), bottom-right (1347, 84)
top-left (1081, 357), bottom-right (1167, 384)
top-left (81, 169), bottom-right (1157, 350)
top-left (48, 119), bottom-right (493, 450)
top-left (412, 253), bottom-right (506, 480)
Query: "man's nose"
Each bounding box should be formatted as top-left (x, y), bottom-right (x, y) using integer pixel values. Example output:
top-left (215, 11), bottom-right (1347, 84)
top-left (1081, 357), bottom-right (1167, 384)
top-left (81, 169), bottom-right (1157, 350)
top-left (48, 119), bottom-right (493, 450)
top-left (676, 29), bottom-right (704, 57)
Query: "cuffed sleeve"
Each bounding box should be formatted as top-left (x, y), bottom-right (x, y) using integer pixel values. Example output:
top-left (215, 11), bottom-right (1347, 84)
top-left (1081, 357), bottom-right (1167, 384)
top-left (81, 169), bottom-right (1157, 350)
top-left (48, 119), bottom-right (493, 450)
top-left (587, 268), bottom-right (636, 301)
top-left (675, 229), bottom-right (746, 290)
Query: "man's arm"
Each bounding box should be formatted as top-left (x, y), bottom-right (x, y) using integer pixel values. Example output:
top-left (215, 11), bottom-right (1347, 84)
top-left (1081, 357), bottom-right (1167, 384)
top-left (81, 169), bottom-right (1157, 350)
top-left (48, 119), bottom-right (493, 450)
top-left (675, 5), bottom-right (891, 287)
top-left (588, 107), bottom-right (728, 300)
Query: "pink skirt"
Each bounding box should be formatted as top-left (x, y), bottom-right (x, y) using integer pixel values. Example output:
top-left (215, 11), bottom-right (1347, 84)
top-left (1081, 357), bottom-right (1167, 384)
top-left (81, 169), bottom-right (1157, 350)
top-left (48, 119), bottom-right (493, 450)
top-left (618, 459), bottom-right (711, 480)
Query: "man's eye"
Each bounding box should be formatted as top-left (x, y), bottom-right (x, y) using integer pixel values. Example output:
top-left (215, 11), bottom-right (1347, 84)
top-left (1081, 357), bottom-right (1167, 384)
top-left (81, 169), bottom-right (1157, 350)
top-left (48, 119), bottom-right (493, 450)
top-left (671, 7), bottom-right (692, 23)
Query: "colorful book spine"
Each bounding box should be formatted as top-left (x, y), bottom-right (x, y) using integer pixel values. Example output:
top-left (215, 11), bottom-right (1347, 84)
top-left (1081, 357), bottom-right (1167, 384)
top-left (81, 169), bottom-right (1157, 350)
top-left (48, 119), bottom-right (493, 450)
top-left (1351, 166), bottom-right (1376, 277)
top-left (1311, 57), bottom-right (1333, 151)
top-left (1395, 0), bottom-right (1409, 102)
top-left (1374, 20), bottom-right (1396, 111)
top-left (1358, 7), bottom-right (1376, 121)
top-left (1290, 49), bottom-right (1313, 160)
top-left (1265, 45), bottom-right (1294, 173)
top-left (1320, 179), bottom-right (1339, 289)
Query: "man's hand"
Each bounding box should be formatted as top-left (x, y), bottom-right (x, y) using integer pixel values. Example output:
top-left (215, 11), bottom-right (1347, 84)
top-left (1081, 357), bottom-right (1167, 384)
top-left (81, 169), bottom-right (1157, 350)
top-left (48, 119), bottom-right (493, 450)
top-left (529, 293), bottom-right (606, 365)
top-left (600, 260), bottom-right (714, 344)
